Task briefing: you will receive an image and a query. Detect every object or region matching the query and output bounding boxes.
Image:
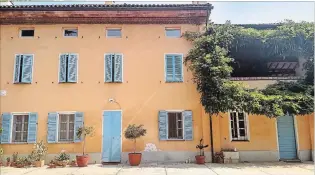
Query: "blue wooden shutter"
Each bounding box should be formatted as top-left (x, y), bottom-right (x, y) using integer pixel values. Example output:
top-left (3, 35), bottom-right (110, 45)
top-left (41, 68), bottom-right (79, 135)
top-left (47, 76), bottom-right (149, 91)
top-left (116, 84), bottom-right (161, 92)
top-left (47, 112), bottom-right (58, 143)
top-left (27, 112), bottom-right (38, 143)
top-left (1, 113), bottom-right (12, 143)
top-left (183, 110), bottom-right (193, 140)
top-left (174, 55), bottom-right (183, 82)
top-left (158, 111), bottom-right (168, 140)
top-left (68, 54), bottom-right (78, 83)
top-left (114, 54), bottom-right (123, 82)
top-left (14, 55), bottom-right (21, 83)
top-left (59, 54), bottom-right (67, 83)
top-left (165, 55), bottom-right (174, 82)
top-left (21, 54), bottom-right (34, 83)
top-left (74, 112), bottom-right (84, 142)
top-left (105, 54), bottom-right (113, 82)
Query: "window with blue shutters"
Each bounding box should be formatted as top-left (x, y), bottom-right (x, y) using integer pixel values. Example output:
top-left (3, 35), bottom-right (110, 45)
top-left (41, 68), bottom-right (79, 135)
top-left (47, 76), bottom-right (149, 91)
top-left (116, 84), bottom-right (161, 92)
top-left (14, 54), bottom-right (34, 84)
top-left (105, 54), bottom-right (123, 83)
top-left (59, 53), bottom-right (78, 83)
top-left (165, 54), bottom-right (183, 82)
top-left (158, 110), bottom-right (193, 141)
top-left (47, 112), bottom-right (84, 143)
top-left (1, 112), bottom-right (38, 144)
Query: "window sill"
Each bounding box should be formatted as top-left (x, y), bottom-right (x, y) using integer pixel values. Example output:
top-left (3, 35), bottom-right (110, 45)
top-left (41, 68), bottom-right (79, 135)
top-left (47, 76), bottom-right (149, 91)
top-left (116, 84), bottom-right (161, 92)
top-left (105, 82), bottom-right (123, 83)
top-left (13, 82), bottom-right (31, 84)
top-left (231, 140), bottom-right (250, 142)
top-left (59, 82), bottom-right (77, 84)
top-left (166, 139), bottom-right (185, 141)
top-left (2, 142), bottom-right (28, 144)
top-left (165, 81), bottom-right (183, 83)
top-left (49, 141), bottom-right (79, 144)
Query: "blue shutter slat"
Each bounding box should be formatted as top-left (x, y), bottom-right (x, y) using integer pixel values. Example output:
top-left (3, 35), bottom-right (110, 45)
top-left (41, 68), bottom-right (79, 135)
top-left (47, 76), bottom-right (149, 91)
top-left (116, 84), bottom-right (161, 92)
top-left (67, 54), bottom-right (78, 83)
top-left (1, 113), bottom-right (12, 143)
top-left (183, 110), bottom-right (193, 140)
top-left (165, 55), bottom-right (174, 82)
top-left (27, 112), bottom-right (38, 143)
top-left (59, 54), bottom-right (67, 83)
top-left (158, 111), bottom-right (168, 140)
top-left (114, 54), bottom-right (123, 82)
top-left (174, 55), bottom-right (183, 82)
top-left (14, 55), bottom-right (21, 83)
top-left (21, 55), bottom-right (33, 83)
top-left (105, 54), bottom-right (113, 82)
top-left (74, 112), bottom-right (84, 142)
top-left (47, 112), bottom-right (58, 143)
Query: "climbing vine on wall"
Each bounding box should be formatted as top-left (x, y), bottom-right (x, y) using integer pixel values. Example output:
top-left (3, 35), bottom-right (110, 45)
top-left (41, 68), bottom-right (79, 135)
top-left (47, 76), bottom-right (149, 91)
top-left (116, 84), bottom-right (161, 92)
top-left (184, 20), bottom-right (314, 118)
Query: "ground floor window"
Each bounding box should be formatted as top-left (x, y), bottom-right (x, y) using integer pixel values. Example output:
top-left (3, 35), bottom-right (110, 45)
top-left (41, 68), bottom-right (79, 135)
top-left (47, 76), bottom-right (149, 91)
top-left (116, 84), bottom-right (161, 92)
top-left (168, 112), bottom-right (183, 139)
top-left (230, 111), bottom-right (249, 141)
top-left (58, 113), bottom-right (75, 142)
top-left (12, 114), bottom-right (29, 143)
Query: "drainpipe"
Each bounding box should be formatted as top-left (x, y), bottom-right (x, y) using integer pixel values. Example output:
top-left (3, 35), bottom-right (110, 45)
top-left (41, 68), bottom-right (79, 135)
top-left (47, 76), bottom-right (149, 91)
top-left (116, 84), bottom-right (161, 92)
top-left (209, 114), bottom-right (214, 162)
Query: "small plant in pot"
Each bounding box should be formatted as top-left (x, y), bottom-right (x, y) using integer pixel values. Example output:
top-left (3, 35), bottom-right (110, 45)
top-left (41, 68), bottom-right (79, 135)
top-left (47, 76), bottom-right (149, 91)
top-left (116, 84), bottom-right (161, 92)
top-left (195, 139), bottom-right (208, 164)
top-left (76, 126), bottom-right (95, 167)
top-left (55, 150), bottom-right (70, 167)
top-left (124, 124), bottom-right (147, 166)
top-left (6, 157), bottom-right (11, 167)
top-left (30, 140), bottom-right (48, 167)
top-left (11, 152), bottom-right (18, 167)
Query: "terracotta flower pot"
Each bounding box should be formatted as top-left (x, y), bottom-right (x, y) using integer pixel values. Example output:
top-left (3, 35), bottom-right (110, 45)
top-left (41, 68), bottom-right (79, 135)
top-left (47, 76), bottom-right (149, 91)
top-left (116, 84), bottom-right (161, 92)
top-left (195, 155), bottom-right (205, 164)
top-left (128, 153), bottom-right (142, 166)
top-left (76, 155), bottom-right (89, 167)
top-left (48, 164), bottom-right (56, 168)
top-left (6, 162), bottom-right (11, 167)
top-left (34, 160), bottom-right (45, 167)
top-left (11, 162), bottom-right (16, 167)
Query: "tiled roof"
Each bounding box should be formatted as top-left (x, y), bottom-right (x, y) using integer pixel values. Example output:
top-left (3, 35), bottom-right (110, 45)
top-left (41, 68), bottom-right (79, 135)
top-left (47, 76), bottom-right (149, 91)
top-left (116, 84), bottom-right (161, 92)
top-left (0, 3), bottom-right (213, 11)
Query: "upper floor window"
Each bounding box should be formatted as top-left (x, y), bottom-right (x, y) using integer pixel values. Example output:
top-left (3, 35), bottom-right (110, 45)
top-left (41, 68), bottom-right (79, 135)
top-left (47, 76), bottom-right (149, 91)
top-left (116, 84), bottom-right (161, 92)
top-left (165, 54), bottom-right (183, 82)
top-left (59, 53), bottom-right (78, 83)
top-left (165, 28), bottom-right (181, 38)
top-left (20, 28), bottom-right (34, 37)
top-left (106, 29), bottom-right (122, 38)
top-left (14, 54), bottom-right (34, 84)
top-left (64, 28), bottom-right (78, 37)
top-left (104, 54), bottom-right (123, 83)
top-left (229, 111), bottom-right (249, 141)
top-left (1, 112), bottom-right (38, 144)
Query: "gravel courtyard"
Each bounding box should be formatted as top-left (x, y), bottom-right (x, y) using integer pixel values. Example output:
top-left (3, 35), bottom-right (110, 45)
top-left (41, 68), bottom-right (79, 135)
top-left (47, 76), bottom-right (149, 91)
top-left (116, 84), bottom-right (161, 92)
top-left (1, 162), bottom-right (314, 175)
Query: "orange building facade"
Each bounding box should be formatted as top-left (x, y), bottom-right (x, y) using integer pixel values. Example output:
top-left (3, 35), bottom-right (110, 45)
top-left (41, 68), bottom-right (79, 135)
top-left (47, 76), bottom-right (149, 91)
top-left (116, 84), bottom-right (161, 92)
top-left (0, 4), bottom-right (313, 164)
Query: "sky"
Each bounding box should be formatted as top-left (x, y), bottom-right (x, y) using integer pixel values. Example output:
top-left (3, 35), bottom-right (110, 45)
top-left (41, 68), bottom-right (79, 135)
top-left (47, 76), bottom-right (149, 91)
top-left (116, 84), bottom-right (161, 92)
top-left (1, 1), bottom-right (314, 24)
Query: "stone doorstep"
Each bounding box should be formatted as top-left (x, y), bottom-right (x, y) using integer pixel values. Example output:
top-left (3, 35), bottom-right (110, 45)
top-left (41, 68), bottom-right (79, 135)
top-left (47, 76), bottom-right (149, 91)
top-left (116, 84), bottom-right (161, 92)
top-left (224, 158), bottom-right (240, 164)
top-left (223, 152), bottom-right (240, 160)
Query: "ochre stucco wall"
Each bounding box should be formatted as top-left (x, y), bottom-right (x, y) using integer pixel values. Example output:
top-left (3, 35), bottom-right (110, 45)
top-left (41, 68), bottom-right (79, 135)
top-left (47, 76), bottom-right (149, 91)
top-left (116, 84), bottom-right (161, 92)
top-left (0, 24), bottom-right (210, 155)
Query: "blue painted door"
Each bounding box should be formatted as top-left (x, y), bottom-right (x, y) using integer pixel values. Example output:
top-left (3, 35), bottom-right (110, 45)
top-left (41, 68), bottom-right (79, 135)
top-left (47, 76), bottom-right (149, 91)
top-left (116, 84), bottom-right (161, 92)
top-left (102, 111), bottom-right (122, 162)
top-left (277, 114), bottom-right (297, 160)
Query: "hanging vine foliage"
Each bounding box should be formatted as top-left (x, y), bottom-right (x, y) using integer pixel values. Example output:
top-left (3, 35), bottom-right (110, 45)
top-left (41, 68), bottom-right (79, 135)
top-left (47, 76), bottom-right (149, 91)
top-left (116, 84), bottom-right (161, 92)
top-left (184, 20), bottom-right (314, 118)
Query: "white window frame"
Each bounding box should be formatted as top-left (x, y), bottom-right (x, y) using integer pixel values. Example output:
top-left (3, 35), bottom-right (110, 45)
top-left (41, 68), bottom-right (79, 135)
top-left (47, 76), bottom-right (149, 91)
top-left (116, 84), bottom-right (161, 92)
top-left (166, 110), bottom-right (185, 140)
top-left (106, 28), bottom-right (122, 38)
top-left (56, 112), bottom-right (76, 143)
top-left (165, 28), bottom-right (181, 38)
top-left (104, 53), bottom-right (124, 83)
top-left (19, 28), bottom-right (35, 38)
top-left (228, 111), bottom-right (250, 141)
top-left (63, 28), bottom-right (78, 38)
top-left (11, 113), bottom-right (30, 143)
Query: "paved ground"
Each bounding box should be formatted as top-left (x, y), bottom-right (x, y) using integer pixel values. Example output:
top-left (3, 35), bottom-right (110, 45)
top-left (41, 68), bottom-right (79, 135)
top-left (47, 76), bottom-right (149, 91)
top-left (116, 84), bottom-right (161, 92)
top-left (1, 162), bottom-right (314, 175)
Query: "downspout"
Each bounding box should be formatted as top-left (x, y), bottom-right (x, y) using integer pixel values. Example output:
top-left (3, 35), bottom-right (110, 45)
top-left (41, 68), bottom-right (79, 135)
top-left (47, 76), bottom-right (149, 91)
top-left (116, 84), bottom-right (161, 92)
top-left (209, 114), bottom-right (214, 162)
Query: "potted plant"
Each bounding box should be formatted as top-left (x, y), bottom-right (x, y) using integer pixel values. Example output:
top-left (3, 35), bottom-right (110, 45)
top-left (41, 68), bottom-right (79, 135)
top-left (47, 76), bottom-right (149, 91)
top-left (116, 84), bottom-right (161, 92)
top-left (11, 152), bottom-right (18, 167)
top-left (76, 126), bottom-right (95, 167)
top-left (48, 160), bottom-right (56, 168)
top-left (55, 150), bottom-right (70, 167)
top-left (214, 151), bottom-right (224, 163)
top-left (69, 159), bottom-right (77, 167)
top-left (6, 157), bottom-right (11, 167)
top-left (15, 157), bottom-right (26, 168)
top-left (30, 140), bottom-right (48, 167)
top-left (124, 124), bottom-right (147, 166)
top-left (195, 139), bottom-right (209, 164)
